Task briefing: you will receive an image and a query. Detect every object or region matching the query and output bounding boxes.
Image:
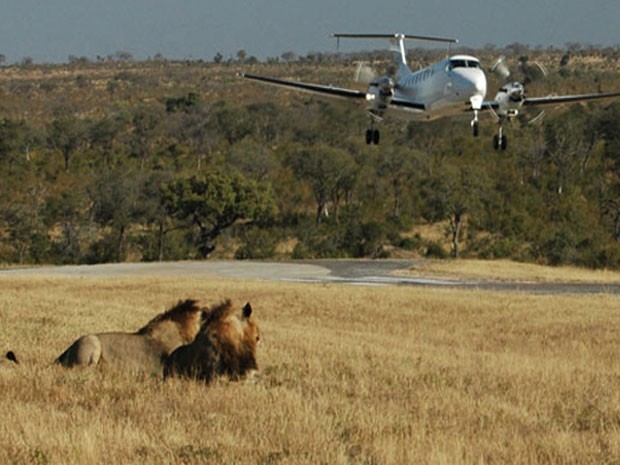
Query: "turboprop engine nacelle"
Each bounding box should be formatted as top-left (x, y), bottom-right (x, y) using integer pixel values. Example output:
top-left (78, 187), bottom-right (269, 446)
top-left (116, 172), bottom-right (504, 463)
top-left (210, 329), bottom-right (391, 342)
top-left (494, 82), bottom-right (525, 116)
top-left (366, 76), bottom-right (394, 112)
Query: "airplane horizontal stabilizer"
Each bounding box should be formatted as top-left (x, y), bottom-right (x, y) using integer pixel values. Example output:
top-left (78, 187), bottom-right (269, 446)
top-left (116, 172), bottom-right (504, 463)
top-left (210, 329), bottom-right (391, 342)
top-left (331, 33), bottom-right (458, 44)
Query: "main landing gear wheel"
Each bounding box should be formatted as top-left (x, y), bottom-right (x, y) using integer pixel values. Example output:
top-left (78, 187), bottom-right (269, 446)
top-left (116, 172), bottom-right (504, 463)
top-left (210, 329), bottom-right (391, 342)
top-left (472, 121), bottom-right (479, 138)
top-left (365, 129), bottom-right (380, 145)
top-left (493, 134), bottom-right (508, 151)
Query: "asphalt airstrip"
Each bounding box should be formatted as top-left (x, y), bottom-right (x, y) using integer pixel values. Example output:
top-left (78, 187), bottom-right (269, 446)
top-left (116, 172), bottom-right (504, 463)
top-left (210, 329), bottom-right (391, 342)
top-left (2, 260), bottom-right (620, 295)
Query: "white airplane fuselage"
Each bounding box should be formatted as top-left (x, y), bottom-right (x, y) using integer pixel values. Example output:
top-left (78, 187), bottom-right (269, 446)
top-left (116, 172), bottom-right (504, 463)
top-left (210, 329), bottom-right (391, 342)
top-left (372, 55), bottom-right (487, 120)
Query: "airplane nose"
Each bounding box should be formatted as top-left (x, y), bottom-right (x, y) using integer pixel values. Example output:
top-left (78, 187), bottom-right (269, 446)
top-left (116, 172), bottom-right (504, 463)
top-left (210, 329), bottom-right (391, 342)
top-left (474, 71), bottom-right (487, 95)
top-left (452, 69), bottom-right (487, 98)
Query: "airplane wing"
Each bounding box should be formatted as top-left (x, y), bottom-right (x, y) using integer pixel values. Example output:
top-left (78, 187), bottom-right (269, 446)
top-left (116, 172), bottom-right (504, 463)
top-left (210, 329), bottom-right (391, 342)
top-left (240, 73), bottom-right (367, 101)
top-left (389, 98), bottom-right (426, 112)
top-left (523, 91), bottom-right (620, 107)
top-left (241, 73), bottom-right (428, 114)
top-left (481, 101), bottom-right (500, 111)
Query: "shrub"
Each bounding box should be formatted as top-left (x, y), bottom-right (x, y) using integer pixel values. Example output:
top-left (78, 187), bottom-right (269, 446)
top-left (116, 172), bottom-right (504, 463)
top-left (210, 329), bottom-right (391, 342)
top-left (234, 227), bottom-right (277, 259)
top-left (425, 241), bottom-right (448, 259)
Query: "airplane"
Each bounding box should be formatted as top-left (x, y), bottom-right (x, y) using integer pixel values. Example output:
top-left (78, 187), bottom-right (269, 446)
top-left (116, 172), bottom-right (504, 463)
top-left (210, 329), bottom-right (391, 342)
top-left (240, 33), bottom-right (620, 150)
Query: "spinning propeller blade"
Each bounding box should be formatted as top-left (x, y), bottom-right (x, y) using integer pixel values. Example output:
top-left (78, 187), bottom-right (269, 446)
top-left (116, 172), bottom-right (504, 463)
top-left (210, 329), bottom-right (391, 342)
top-left (491, 55), bottom-right (511, 80)
top-left (354, 62), bottom-right (377, 85)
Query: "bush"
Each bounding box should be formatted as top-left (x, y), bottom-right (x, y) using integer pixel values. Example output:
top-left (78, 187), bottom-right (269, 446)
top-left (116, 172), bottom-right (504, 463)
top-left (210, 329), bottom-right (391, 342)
top-left (84, 234), bottom-right (119, 264)
top-left (137, 228), bottom-right (193, 262)
top-left (542, 230), bottom-right (577, 266)
top-left (292, 222), bottom-right (347, 259)
top-left (425, 241), bottom-right (448, 259)
top-left (234, 227), bottom-right (277, 260)
top-left (399, 234), bottom-right (423, 252)
top-left (468, 235), bottom-right (517, 260)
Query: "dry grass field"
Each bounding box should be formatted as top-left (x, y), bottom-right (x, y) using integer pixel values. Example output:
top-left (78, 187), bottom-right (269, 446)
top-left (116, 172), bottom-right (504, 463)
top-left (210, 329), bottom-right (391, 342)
top-left (405, 259), bottom-right (620, 284)
top-left (1, 272), bottom-right (620, 464)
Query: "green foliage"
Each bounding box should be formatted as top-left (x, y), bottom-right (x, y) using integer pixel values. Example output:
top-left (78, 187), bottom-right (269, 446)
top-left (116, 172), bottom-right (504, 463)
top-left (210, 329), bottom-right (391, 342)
top-left (0, 54), bottom-right (619, 266)
top-left (425, 241), bottom-right (448, 259)
top-left (161, 171), bottom-right (276, 257)
top-left (165, 92), bottom-right (200, 113)
top-left (292, 223), bottom-right (346, 259)
top-left (234, 226), bottom-right (277, 259)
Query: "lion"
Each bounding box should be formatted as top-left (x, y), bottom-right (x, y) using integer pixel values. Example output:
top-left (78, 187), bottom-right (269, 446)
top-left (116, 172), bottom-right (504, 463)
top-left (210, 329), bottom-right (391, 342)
top-left (163, 300), bottom-right (260, 383)
top-left (55, 298), bottom-right (206, 374)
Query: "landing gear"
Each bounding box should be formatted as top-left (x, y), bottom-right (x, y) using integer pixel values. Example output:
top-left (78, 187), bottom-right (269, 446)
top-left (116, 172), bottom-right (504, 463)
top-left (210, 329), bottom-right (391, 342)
top-left (493, 134), bottom-right (508, 151)
top-left (471, 109), bottom-right (480, 137)
top-left (493, 121), bottom-right (508, 151)
top-left (365, 128), bottom-right (380, 145)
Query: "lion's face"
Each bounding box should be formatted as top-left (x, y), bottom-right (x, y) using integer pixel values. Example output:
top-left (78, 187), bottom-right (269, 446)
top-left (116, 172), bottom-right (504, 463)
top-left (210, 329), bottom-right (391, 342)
top-left (240, 302), bottom-right (260, 351)
top-left (207, 302), bottom-right (260, 377)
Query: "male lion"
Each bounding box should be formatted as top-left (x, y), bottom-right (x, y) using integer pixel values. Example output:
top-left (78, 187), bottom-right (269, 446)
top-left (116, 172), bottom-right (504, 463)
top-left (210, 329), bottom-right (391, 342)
top-left (163, 300), bottom-right (260, 383)
top-left (55, 299), bottom-right (206, 374)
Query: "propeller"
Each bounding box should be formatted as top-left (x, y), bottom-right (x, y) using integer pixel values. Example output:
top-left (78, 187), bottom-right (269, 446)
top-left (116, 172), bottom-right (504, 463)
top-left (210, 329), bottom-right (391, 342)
top-left (354, 61), bottom-right (396, 101)
top-left (490, 55), bottom-right (511, 80)
top-left (490, 55), bottom-right (548, 83)
top-left (490, 55), bottom-right (549, 124)
top-left (354, 62), bottom-right (377, 85)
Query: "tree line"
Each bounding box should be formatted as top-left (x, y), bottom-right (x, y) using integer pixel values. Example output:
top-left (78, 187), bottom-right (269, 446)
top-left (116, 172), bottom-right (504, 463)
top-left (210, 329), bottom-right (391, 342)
top-left (1, 47), bottom-right (620, 267)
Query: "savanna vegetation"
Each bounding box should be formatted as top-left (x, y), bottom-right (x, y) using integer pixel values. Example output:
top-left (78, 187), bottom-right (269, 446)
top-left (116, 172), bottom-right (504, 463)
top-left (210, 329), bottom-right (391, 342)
top-left (1, 43), bottom-right (620, 267)
top-left (2, 274), bottom-right (620, 464)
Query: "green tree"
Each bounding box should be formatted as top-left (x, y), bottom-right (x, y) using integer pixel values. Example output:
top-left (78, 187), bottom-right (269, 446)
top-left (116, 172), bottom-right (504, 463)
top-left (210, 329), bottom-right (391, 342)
top-left (376, 146), bottom-right (425, 217)
top-left (87, 168), bottom-right (143, 262)
top-left (47, 114), bottom-right (86, 173)
top-left (286, 144), bottom-right (358, 224)
top-left (89, 113), bottom-right (128, 167)
top-left (422, 163), bottom-right (485, 258)
top-left (161, 171), bottom-right (276, 257)
top-left (131, 106), bottom-right (162, 171)
top-left (0, 118), bottom-right (32, 172)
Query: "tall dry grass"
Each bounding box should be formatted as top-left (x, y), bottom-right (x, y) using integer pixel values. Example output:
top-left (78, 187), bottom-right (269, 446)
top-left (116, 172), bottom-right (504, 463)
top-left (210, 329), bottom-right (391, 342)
top-left (1, 274), bottom-right (620, 464)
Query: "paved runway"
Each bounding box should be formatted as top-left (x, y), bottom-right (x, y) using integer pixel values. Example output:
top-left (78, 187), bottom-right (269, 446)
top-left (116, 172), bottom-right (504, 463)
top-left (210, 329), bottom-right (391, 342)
top-left (2, 260), bottom-right (620, 295)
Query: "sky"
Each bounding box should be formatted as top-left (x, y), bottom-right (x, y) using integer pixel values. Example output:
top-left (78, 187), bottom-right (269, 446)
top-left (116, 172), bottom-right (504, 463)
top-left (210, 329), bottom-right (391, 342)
top-left (0, 0), bottom-right (618, 63)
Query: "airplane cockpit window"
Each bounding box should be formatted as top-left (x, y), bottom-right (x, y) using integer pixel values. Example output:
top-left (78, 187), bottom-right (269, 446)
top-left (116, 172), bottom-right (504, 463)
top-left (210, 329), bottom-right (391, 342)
top-left (448, 59), bottom-right (481, 70)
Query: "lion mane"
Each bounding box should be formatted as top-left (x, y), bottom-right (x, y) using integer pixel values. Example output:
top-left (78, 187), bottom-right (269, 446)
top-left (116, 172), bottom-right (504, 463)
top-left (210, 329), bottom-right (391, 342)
top-left (163, 299), bottom-right (260, 383)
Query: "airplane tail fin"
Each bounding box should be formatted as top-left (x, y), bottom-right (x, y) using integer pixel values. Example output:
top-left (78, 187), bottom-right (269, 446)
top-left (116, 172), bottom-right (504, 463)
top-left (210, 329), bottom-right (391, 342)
top-left (332, 33), bottom-right (457, 79)
top-left (389, 35), bottom-right (411, 80)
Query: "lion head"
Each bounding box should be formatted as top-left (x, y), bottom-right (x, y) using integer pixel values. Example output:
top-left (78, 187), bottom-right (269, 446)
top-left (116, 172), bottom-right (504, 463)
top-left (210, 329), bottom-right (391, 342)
top-left (163, 300), bottom-right (260, 382)
top-left (203, 300), bottom-right (260, 379)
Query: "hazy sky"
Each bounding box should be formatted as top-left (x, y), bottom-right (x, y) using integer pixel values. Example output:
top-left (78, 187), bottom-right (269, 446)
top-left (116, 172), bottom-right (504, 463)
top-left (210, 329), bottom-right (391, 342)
top-left (0, 0), bottom-right (618, 63)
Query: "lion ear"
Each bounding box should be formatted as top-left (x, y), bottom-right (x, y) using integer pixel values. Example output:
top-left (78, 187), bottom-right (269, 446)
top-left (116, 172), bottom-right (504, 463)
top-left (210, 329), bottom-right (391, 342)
top-left (242, 302), bottom-right (253, 318)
